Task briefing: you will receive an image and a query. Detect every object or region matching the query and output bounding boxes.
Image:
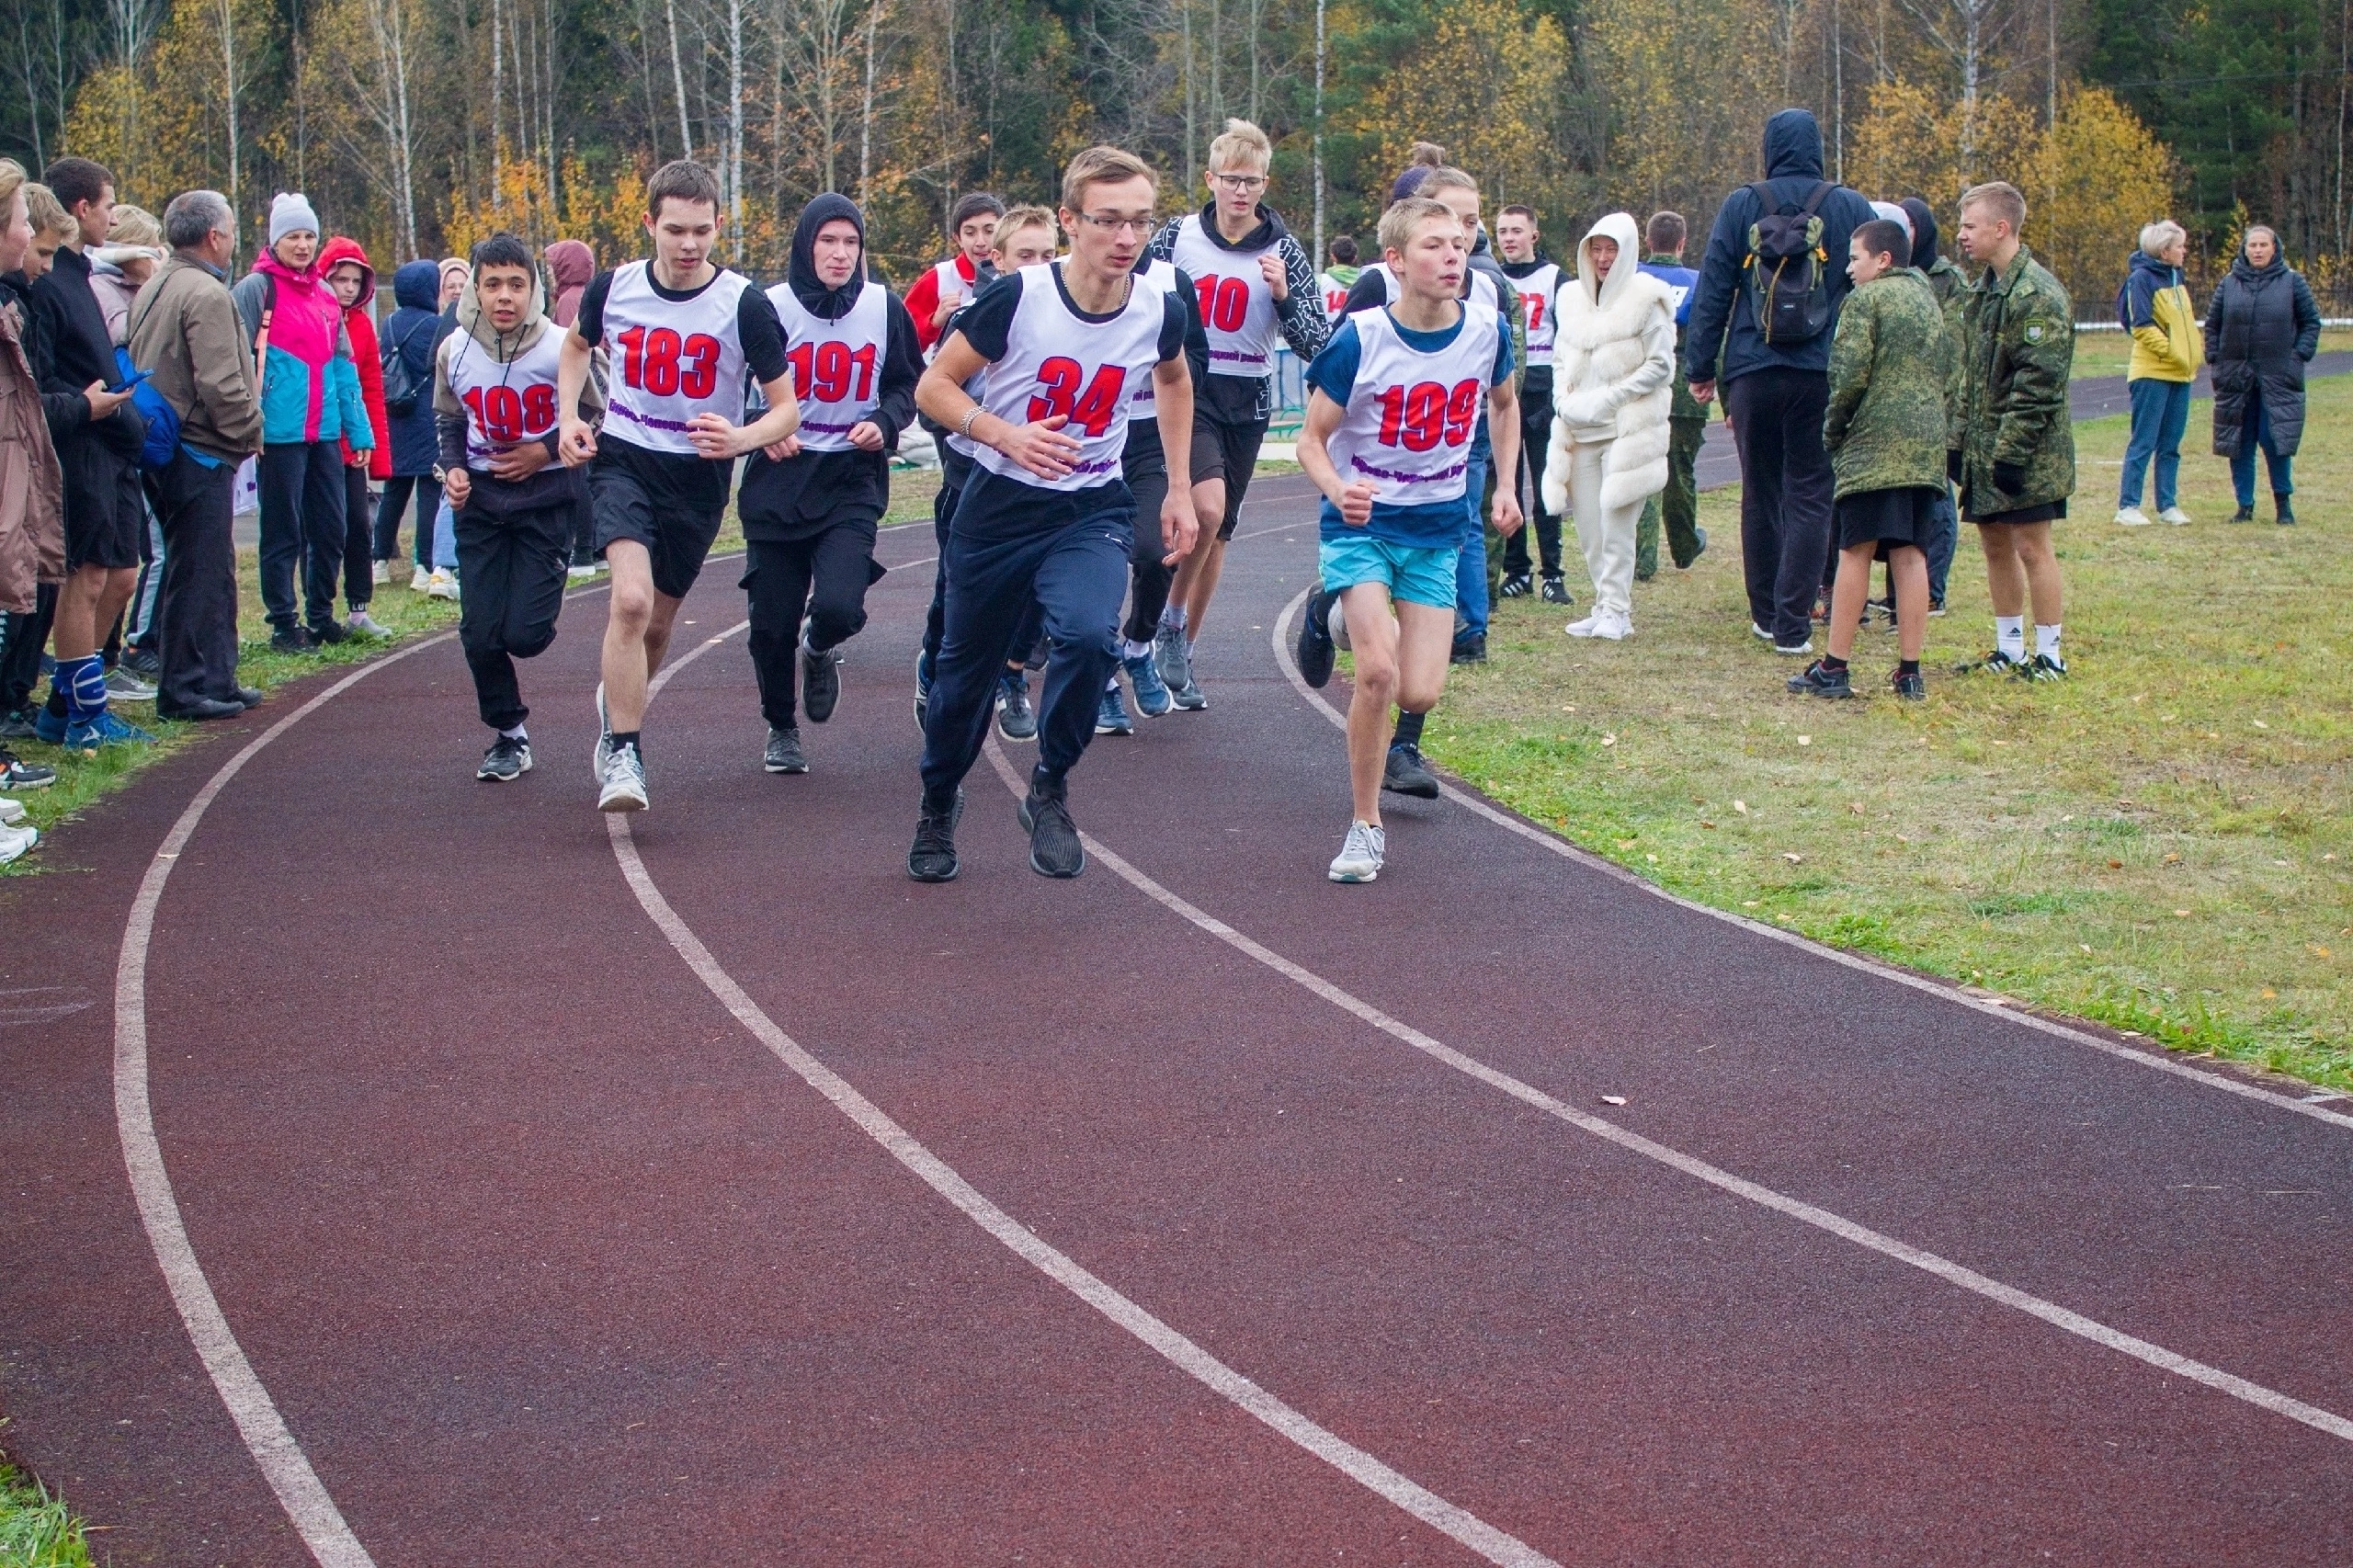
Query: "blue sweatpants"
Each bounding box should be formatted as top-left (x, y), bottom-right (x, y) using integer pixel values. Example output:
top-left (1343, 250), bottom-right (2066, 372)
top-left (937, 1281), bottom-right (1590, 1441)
top-left (918, 469), bottom-right (1134, 802)
top-left (1453, 422), bottom-right (1494, 642)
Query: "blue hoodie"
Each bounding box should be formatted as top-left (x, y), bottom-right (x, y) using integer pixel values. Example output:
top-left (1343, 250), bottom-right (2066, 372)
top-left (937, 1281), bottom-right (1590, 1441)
top-left (383, 259), bottom-right (444, 475)
top-left (1682, 108), bottom-right (1880, 385)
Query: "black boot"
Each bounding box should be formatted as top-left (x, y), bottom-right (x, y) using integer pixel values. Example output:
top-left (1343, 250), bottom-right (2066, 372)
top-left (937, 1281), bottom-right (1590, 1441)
top-left (2275, 491), bottom-right (2296, 526)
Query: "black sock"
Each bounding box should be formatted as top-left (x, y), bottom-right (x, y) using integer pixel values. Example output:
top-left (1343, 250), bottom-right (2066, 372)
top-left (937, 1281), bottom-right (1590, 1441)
top-left (1899, 658), bottom-right (1920, 676)
top-left (609, 729), bottom-right (641, 754)
top-left (1821, 654), bottom-right (1847, 673)
top-left (1392, 709), bottom-right (1427, 748)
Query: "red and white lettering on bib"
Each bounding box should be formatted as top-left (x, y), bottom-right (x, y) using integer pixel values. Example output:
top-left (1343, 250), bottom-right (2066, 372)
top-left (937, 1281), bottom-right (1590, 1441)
top-left (1326, 301), bottom-right (1498, 507)
top-left (1170, 213), bottom-right (1279, 379)
top-left (766, 278), bottom-right (887, 453)
top-left (446, 325), bottom-right (565, 467)
top-left (972, 261), bottom-right (1171, 493)
top-left (1516, 261), bottom-right (1561, 367)
top-left (1318, 270), bottom-right (1353, 322)
top-left (598, 260), bottom-right (753, 457)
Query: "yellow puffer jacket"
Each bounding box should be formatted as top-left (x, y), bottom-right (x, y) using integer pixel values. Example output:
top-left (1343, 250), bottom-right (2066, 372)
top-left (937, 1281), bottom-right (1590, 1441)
top-left (2124, 251), bottom-right (2203, 382)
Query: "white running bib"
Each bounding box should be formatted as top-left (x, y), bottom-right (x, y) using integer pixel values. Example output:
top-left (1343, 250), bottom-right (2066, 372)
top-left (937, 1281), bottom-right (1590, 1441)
top-left (922, 258), bottom-right (975, 364)
top-left (767, 278), bottom-right (888, 452)
top-left (972, 261), bottom-right (1172, 493)
top-left (1318, 270), bottom-right (1353, 322)
top-left (1326, 301), bottom-right (1498, 507)
top-left (445, 326), bottom-right (564, 467)
top-left (597, 261), bottom-right (754, 456)
top-left (1515, 262), bottom-right (1561, 367)
top-left (1170, 213), bottom-right (1279, 379)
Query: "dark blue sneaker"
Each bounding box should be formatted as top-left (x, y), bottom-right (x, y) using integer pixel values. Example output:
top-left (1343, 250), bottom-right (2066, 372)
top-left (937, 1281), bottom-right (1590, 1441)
top-left (33, 705), bottom-right (67, 745)
top-left (1095, 684), bottom-right (1134, 735)
top-left (1295, 587), bottom-right (1336, 687)
top-left (995, 671), bottom-right (1038, 741)
top-left (1786, 658), bottom-right (1854, 699)
top-left (1123, 651), bottom-right (1171, 717)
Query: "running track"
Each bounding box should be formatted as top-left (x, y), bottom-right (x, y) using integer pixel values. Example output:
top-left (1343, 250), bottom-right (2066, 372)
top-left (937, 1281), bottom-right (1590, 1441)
top-left (5, 474), bottom-right (2351, 1564)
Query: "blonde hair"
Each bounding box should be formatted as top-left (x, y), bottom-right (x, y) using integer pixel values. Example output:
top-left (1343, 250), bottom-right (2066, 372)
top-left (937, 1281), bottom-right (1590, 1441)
top-left (1208, 118), bottom-right (1272, 174)
top-left (0, 160), bottom-right (25, 225)
top-left (993, 203), bottom-right (1059, 252)
top-left (1406, 142), bottom-right (1447, 169)
top-left (1961, 181), bottom-right (2027, 237)
top-left (1060, 144), bottom-right (1156, 215)
top-left (24, 183), bottom-right (75, 240)
top-left (1379, 196), bottom-right (1458, 258)
top-left (106, 203), bottom-right (163, 248)
top-left (1420, 165), bottom-right (1479, 198)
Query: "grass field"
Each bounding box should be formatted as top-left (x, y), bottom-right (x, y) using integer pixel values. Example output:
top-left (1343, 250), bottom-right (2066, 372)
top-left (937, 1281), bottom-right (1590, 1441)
top-left (2064, 325), bottom-right (2353, 380)
top-left (1423, 376), bottom-right (2353, 1091)
top-left (0, 1452), bottom-right (92, 1568)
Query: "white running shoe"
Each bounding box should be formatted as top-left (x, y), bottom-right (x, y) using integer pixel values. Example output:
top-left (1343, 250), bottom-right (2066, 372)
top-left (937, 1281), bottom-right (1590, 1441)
top-left (0, 820), bottom-right (38, 866)
top-left (410, 565), bottom-right (432, 592)
top-left (597, 741), bottom-right (648, 812)
top-left (2113, 506), bottom-right (2154, 528)
top-left (347, 611), bottom-right (393, 638)
top-left (426, 569), bottom-right (460, 600)
top-left (370, 560), bottom-right (390, 587)
top-left (2158, 506), bottom-right (2192, 526)
top-left (1591, 607), bottom-right (1632, 641)
top-left (568, 562), bottom-right (599, 580)
top-left (1327, 820), bottom-right (1386, 883)
top-left (1565, 611), bottom-right (1604, 638)
top-left (0, 794), bottom-right (24, 824)
top-left (592, 682), bottom-right (612, 783)
top-left (1751, 621), bottom-right (1773, 641)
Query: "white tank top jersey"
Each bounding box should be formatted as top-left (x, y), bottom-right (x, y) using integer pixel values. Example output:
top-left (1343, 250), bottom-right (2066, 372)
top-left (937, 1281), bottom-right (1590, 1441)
top-left (1127, 257), bottom-right (1181, 425)
top-left (597, 260), bottom-right (756, 456)
top-left (766, 278), bottom-right (889, 452)
top-left (446, 327), bottom-right (567, 467)
top-left (923, 257), bottom-right (972, 363)
top-left (1318, 270), bottom-right (1353, 321)
top-left (972, 261), bottom-right (1173, 492)
top-left (1359, 259), bottom-right (1502, 313)
top-left (1514, 261), bottom-right (1562, 367)
top-left (1169, 213), bottom-right (1279, 379)
top-left (1326, 300), bottom-right (1500, 508)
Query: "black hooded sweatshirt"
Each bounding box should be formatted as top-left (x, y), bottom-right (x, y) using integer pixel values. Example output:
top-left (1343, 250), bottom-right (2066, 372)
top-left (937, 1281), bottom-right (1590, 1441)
top-left (737, 194), bottom-right (923, 540)
top-left (1682, 108), bottom-right (1879, 385)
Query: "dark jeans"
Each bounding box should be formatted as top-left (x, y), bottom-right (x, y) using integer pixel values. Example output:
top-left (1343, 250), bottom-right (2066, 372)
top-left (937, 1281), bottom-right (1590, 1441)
top-left (1925, 482), bottom-right (1959, 604)
top-left (2231, 392), bottom-right (2293, 505)
top-left (454, 498), bottom-right (571, 731)
top-left (152, 450), bottom-right (242, 712)
top-left (920, 438), bottom-right (972, 672)
top-left (1502, 381), bottom-right (1563, 579)
top-left (0, 582), bottom-right (58, 713)
top-left (1723, 369), bottom-right (1836, 646)
top-left (918, 471), bottom-right (1132, 802)
top-left (258, 441), bottom-right (348, 633)
top-left (343, 466), bottom-right (376, 610)
top-left (744, 525), bottom-right (881, 731)
top-left (375, 472), bottom-right (441, 564)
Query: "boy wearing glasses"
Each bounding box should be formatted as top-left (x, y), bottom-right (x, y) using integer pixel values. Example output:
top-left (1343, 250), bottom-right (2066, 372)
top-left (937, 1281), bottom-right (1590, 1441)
top-left (910, 146), bottom-right (1199, 883)
top-left (1145, 118), bottom-right (1328, 710)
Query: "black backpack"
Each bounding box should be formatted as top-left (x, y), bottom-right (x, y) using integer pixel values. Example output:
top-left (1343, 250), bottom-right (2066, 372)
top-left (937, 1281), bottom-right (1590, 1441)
top-left (380, 316), bottom-right (429, 416)
top-left (1742, 179), bottom-right (1836, 345)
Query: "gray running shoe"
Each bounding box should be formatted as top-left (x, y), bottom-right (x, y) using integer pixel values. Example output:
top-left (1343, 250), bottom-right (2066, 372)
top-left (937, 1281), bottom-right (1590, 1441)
top-left (1327, 820), bottom-right (1386, 883)
top-left (597, 740), bottom-right (647, 812)
top-left (104, 665), bottom-right (157, 701)
top-left (995, 672), bottom-right (1038, 741)
top-left (765, 725), bottom-right (808, 774)
top-left (1381, 743), bottom-right (1440, 800)
top-left (593, 682), bottom-right (612, 783)
top-left (477, 734), bottom-right (532, 781)
top-left (1153, 621), bottom-right (1193, 692)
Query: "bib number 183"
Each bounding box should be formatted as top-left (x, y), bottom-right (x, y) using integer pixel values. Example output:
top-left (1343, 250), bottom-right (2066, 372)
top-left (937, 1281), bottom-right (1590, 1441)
top-left (617, 324), bottom-right (722, 399)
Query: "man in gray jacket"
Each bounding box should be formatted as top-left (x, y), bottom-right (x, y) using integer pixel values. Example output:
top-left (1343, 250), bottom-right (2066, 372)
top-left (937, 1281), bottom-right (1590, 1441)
top-left (128, 190), bottom-right (264, 720)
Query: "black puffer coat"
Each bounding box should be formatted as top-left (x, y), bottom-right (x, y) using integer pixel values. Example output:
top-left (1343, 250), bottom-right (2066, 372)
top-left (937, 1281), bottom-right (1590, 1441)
top-left (2205, 251), bottom-right (2322, 457)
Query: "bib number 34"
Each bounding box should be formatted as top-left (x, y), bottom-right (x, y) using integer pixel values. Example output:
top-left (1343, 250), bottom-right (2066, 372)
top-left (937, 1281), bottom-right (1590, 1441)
top-left (1027, 356), bottom-right (1128, 437)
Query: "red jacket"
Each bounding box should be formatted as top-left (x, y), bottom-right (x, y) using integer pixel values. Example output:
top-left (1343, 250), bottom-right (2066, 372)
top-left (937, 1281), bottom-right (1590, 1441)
top-left (320, 236), bottom-right (393, 481)
top-left (904, 252), bottom-right (982, 356)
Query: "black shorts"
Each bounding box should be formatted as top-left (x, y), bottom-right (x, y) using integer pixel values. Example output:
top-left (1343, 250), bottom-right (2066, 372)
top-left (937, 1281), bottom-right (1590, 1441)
top-left (62, 439), bottom-right (144, 572)
top-left (1187, 409), bottom-right (1270, 540)
top-left (590, 444), bottom-right (727, 600)
top-left (1836, 485), bottom-right (1943, 556)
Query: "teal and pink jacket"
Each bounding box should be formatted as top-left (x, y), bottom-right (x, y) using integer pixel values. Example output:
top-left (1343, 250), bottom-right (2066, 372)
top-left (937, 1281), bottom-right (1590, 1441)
top-left (229, 252), bottom-right (372, 449)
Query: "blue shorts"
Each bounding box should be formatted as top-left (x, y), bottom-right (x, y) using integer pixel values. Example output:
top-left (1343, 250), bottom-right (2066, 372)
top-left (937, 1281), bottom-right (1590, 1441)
top-left (1318, 533), bottom-right (1461, 611)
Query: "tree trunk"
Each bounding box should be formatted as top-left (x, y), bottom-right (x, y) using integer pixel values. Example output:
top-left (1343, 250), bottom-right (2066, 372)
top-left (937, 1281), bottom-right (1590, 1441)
top-left (666, 0), bottom-right (692, 164)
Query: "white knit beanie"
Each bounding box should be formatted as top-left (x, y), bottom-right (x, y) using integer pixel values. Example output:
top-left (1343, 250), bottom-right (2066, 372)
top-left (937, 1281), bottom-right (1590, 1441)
top-left (268, 193), bottom-right (321, 246)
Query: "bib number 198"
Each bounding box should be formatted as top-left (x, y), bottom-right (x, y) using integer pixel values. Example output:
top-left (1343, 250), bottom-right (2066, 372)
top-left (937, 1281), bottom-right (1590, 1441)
top-left (617, 324), bottom-right (722, 399)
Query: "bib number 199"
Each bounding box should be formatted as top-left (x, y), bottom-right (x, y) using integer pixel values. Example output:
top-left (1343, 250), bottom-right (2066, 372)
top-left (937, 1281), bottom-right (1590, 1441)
top-left (1374, 378), bottom-right (1483, 452)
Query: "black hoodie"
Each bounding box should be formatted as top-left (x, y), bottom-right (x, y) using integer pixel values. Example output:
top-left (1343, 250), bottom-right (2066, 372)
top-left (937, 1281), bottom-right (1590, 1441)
top-left (736, 195), bottom-right (923, 540)
top-left (1682, 108), bottom-right (1880, 385)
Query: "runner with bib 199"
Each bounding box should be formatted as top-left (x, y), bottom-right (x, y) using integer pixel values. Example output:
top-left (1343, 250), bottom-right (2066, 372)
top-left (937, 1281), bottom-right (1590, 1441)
top-left (557, 159), bottom-right (801, 815)
top-left (909, 145), bottom-right (1199, 884)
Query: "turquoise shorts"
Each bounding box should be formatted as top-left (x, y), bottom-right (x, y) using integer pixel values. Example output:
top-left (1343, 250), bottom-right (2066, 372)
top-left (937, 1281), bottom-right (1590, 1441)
top-left (1317, 533), bottom-right (1461, 611)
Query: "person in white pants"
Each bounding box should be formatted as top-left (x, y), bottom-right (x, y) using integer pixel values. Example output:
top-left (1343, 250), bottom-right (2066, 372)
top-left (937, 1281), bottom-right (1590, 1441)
top-left (1541, 210), bottom-right (1676, 641)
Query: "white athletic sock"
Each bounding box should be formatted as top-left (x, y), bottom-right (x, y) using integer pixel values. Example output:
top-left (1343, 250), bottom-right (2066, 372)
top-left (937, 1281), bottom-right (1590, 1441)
top-left (1159, 604), bottom-right (1186, 632)
top-left (1121, 638), bottom-right (1153, 660)
top-left (2035, 622), bottom-right (2063, 658)
top-left (1995, 615), bottom-right (2026, 659)
top-left (500, 724), bottom-right (527, 740)
top-left (1106, 673), bottom-right (1120, 692)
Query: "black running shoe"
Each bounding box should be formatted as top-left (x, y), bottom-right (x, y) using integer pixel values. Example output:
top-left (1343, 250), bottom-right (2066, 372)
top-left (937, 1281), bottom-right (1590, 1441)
top-left (477, 733), bottom-right (532, 781)
top-left (801, 636), bottom-right (841, 722)
top-left (995, 673), bottom-right (1038, 741)
top-left (1018, 767), bottom-right (1086, 878)
top-left (2018, 652), bottom-right (2068, 682)
top-left (2231, 504), bottom-right (2256, 523)
top-left (1955, 648), bottom-right (2023, 676)
top-left (1787, 658), bottom-right (1854, 699)
top-left (907, 790), bottom-right (964, 882)
top-left (308, 619), bottom-right (348, 646)
top-left (1540, 574), bottom-right (1574, 605)
top-left (1382, 742), bottom-right (1441, 799)
top-left (0, 746), bottom-right (56, 790)
top-left (1449, 633), bottom-right (1487, 665)
top-left (1295, 587), bottom-right (1336, 688)
top-left (1891, 668), bottom-right (1927, 700)
top-left (765, 725), bottom-right (808, 774)
top-left (1497, 572), bottom-right (1533, 599)
top-left (269, 625), bottom-right (317, 654)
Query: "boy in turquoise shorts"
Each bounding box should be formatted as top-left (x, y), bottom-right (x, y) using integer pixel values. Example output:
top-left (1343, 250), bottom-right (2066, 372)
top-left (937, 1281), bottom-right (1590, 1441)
top-left (1293, 196), bottom-right (1520, 882)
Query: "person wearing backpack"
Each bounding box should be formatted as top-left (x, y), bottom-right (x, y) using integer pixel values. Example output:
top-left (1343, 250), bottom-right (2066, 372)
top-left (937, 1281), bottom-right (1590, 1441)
top-left (127, 190), bottom-right (262, 721)
top-left (1682, 108), bottom-right (1879, 656)
top-left (375, 259), bottom-right (445, 582)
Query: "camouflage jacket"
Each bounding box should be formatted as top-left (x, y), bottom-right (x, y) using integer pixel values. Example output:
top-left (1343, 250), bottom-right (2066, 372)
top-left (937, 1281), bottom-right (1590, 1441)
top-left (1956, 244), bottom-right (2074, 511)
top-left (1823, 267), bottom-right (1955, 499)
top-left (1922, 256), bottom-right (1969, 449)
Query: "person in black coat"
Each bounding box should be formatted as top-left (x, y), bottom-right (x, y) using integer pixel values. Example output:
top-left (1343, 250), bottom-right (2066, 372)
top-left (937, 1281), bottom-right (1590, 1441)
top-left (2204, 223), bottom-right (2322, 525)
top-left (374, 258), bottom-right (446, 574)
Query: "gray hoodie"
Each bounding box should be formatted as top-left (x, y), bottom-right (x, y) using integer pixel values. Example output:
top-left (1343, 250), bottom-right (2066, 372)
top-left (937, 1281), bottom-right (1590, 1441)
top-left (434, 263), bottom-right (603, 515)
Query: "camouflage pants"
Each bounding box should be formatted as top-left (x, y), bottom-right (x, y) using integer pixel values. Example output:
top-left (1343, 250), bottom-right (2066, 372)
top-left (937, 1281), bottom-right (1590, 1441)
top-left (1635, 415), bottom-right (1710, 578)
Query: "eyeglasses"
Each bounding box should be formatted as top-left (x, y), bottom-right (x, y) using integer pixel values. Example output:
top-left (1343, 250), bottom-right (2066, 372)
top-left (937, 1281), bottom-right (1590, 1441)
top-left (1211, 173), bottom-right (1267, 192)
top-left (1072, 213), bottom-right (1154, 235)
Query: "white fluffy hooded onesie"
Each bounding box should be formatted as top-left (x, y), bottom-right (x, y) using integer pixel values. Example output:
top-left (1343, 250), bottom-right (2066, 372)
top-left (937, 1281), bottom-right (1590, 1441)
top-left (1540, 211), bottom-right (1677, 622)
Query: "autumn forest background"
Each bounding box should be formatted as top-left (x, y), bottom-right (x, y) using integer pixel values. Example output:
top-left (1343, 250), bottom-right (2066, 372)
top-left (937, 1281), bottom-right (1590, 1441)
top-left (5, 0), bottom-right (2349, 312)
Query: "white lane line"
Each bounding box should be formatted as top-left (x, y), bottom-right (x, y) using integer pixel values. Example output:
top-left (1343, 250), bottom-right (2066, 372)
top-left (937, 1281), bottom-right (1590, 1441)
top-left (972, 737), bottom-right (2353, 1448)
top-left (113, 642), bottom-right (466, 1567)
top-left (625, 620), bottom-right (1556, 1567)
top-left (1267, 589), bottom-right (2353, 1136)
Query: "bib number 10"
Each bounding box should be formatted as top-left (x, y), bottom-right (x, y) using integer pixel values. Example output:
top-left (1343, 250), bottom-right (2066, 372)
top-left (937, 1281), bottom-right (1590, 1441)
top-left (463, 383), bottom-right (558, 444)
top-left (1375, 378), bottom-right (1483, 452)
top-left (1193, 274), bottom-right (1252, 333)
top-left (788, 339), bottom-right (878, 404)
top-left (617, 324), bottom-right (722, 399)
top-left (1027, 356), bottom-right (1129, 437)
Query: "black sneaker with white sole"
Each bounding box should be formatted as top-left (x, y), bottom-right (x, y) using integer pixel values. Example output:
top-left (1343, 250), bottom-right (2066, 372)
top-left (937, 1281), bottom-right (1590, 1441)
top-left (1496, 572), bottom-right (1533, 599)
top-left (1019, 767), bottom-right (1086, 878)
top-left (1382, 742), bottom-right (1441, 799)
top-left (765, 725), bottom-right (808, 774)
top-left (1540, 574), bottom-right (1574, 605)
top-left (1786, 658), bottom-right (1854, 699)
top-left (1295, 587), bottom-right (1336, 687)
top-left (1891, 667), bottom-right (1927, 700)
top-left (907, 790), bottom-right (965, 882)
top-left (476, 733), bottom-right (532, 781)
top-left (2017, 652), bottom-right (2068, 682)
top-left (801, 636), bottom-right (841, 722)
top-left (1955, 648), bottom-right (2024, 676)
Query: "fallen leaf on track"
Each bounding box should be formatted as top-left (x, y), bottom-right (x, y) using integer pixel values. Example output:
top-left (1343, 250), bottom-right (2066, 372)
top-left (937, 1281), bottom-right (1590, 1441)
top-left (1600, 1096), bottom-right (1628, 1107)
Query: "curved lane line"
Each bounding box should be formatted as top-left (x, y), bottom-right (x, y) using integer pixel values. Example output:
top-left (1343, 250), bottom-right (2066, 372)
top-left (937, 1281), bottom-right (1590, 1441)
top-left (1267, 589), bottom-right (2353, 1135)
top-left (614, 619), bottom-right (1561, 1568)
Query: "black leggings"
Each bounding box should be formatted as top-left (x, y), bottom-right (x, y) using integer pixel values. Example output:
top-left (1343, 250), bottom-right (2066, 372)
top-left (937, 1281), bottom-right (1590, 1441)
top-left (375, 473), bottom-right (442, 565)
top-left (743, 524), bottom-right (882, 730)
top-left (455, 499), bottom-right (571, 730)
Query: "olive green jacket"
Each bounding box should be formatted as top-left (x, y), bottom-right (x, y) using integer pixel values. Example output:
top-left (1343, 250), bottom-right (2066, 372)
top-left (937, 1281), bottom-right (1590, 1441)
top-left (1957, 244), bottom-right (2075, 511)
top-left (1922, 256), bottom-right (1969, 448)
top-left (1824, 267), bottom-right (1955, 499)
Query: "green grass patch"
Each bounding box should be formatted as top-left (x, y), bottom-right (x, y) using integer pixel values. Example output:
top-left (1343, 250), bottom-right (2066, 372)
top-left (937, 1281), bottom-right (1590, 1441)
top-left (1428, 375), bottom-right (2353, 1092)
top-left (2065, 326), bottom-right (2353, 381)
top-left (0, 1450), bottom-right (94, 1568)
